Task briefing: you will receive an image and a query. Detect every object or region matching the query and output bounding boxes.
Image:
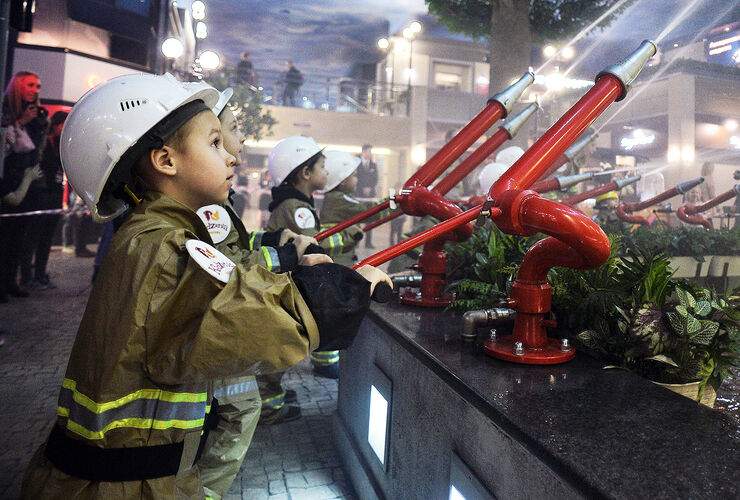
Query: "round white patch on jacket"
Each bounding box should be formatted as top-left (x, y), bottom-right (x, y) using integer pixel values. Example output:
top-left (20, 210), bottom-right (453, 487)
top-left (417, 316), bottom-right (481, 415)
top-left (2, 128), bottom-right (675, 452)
top-left (186, 240), bottom-right (236, 283)
top-left (293, 207), bottom-right (315, 229)
top-left (196, 204), bottom-right (232, 244)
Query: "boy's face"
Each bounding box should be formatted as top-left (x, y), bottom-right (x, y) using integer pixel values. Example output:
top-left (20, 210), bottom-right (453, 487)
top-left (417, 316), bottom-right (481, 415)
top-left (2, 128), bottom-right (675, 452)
top-left (175, 111), bottom-right (236, 209)
top-left (338, 169), bottom-right (358, 193)
top-left (219, 107), bottom-right (245, 163)
top-left (307, 155), bottom-right (328, 191)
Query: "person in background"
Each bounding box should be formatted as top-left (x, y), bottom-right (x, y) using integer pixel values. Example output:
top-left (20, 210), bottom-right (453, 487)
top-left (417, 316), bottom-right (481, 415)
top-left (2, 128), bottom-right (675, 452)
top-left (356, 143), bottom-right (378, 248)
top-left (281, 60), bottom-right (303, 107)
top-left (1, 71), bottom-right (48, 298)
top-left (235, 51), bottom-right (257, 88)
top-left (0, 164), bottom-right (43, 302)
top-left (19, 111), bottom-right (67, 289)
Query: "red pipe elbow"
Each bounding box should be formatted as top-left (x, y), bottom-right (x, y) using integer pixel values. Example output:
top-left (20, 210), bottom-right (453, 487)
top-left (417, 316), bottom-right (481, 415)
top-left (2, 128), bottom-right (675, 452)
top-left (402, 187), bottom-right (473, 241)
top-left (676, 206), bottom-right (713, 230)
top-left (615, 203), bottom-right (650, 225)
top-left (492, 194), bottom-right (610, 282)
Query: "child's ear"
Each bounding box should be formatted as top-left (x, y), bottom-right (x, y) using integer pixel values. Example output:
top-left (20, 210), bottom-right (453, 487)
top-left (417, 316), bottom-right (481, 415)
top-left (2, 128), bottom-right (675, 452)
top-left (149, 146), bottom-right (177, 177)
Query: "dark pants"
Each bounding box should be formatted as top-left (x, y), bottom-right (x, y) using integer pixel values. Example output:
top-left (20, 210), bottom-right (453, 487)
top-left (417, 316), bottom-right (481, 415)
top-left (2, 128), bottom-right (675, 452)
top-left (282, 85), bottom-right (298, 106)
top-left (20, 213), bottom-right (61, 283)
top-left (0, 216), bottom-right (27, 293)
top-left (62, 212), bottom-right (87, 251)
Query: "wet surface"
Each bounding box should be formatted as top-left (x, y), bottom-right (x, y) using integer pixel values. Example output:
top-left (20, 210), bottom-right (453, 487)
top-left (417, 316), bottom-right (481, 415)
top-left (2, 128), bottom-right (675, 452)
top-left (367, 301), bottom-right (740, 498)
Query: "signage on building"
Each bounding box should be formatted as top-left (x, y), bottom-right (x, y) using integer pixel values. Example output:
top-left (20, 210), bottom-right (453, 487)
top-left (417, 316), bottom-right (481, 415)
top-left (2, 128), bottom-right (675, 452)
top-left (707, 29), bottom-right (740, 68)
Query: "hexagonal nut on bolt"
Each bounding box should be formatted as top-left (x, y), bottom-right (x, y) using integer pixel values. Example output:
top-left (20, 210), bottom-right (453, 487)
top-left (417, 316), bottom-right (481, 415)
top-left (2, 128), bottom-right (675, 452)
top-left (488, 329), bottom-right (497, 342)
top-left (560, 338), bottom-right (571, 351)
top-left (415, 291), bottom-right (422, 300)
top-left (514, 342), bottom-right (525, 356)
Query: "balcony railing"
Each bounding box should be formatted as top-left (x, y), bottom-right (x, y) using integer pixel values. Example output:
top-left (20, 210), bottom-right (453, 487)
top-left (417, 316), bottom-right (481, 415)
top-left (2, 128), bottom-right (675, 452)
top-left (220, 67), bottom-right (410, 116)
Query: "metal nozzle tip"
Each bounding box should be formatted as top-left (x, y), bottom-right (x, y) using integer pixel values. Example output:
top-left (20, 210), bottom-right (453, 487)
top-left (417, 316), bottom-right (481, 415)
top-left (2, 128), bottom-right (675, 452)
top-left (596, 39), bottom-right (658, 101)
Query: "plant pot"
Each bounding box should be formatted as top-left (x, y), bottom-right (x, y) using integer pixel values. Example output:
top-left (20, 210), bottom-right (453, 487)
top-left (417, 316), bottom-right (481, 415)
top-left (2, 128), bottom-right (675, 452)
top-left (669, 256), bottom-right (710, 281)
top-left (652, 380), bottom-right (717, 408)
top-left (706, 255), bottom-right (740, 292)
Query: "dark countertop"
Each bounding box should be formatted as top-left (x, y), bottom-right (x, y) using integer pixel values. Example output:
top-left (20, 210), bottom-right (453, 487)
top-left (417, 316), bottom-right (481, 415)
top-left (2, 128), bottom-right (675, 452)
top-left (368, 301), bottom-right (740, 499)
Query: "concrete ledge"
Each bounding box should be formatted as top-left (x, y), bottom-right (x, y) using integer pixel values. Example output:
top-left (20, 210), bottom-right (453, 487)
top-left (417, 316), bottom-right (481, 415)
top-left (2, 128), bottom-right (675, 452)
top-left (334, 301), bottom-right (740, 499)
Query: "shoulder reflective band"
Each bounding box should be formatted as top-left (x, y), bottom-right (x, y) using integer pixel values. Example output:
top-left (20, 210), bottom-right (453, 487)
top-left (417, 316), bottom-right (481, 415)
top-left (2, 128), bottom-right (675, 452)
top-left (57, 378), bottom-right (208, 441)
top-left (310, 350), bottom-right (340, 366)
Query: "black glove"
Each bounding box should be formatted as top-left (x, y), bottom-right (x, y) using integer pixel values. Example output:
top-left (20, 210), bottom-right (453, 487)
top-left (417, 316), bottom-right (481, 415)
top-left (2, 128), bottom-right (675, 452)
top-left (291, 263), bottom-right (371, 351)
top-left (304, 243), bottom-right (325, 255)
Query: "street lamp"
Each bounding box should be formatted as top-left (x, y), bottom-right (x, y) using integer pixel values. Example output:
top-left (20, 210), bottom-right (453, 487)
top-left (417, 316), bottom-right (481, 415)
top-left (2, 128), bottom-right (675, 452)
top-left (195, 21), bottom-right (207, 39)
top-left (199, 50), bottom-right (221, 70)
top-left (402, 21), bottom-right (421, 113)
top-left (162, 37), bottom-right (184, 59)
top-left (191, 1), bottom-right (206, 20)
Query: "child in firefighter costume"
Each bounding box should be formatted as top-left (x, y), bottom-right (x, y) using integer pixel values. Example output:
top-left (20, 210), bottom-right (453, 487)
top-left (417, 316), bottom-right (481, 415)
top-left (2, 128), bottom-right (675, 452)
top-left (20, 74), bottom-right (390, 499)
top-left (320, 150), bottom-right (392, 267)
top-left (194, 87), bottom-right (316, 499)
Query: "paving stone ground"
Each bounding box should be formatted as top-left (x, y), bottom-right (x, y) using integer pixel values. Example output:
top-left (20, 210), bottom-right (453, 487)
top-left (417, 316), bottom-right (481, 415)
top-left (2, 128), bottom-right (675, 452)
top-left (0, 245), bottom-right (359, 500)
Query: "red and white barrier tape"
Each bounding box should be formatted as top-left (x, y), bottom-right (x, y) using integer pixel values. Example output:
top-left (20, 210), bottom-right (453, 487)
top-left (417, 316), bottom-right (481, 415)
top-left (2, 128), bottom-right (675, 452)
top-left (0, 208), bottom-right (70, 217)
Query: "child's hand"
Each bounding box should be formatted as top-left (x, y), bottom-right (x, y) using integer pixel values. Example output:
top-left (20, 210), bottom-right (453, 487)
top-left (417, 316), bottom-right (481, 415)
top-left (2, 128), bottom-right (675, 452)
top-left (355, 265), bottom-right (392, 296)
top-left (292, 234), bottom-right (318, 258)
top-left (299, 254), bottom-right (332, 266)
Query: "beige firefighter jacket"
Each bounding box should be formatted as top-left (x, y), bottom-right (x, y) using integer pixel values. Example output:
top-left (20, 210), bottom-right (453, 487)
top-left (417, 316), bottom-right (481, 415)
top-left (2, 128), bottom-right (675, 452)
top-left (199, 201), bottom-right (264, 499)
top-left (266, 196), bottom-right (359, 260)
top-left (21, 192), bottom-right (319, 500)
top-left (320, 190), bottom-right (391, 266)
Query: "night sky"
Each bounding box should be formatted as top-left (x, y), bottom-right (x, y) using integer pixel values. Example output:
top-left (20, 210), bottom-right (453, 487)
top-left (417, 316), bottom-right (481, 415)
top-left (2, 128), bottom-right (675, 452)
top-left (199, 0), bottom-right (739, 77)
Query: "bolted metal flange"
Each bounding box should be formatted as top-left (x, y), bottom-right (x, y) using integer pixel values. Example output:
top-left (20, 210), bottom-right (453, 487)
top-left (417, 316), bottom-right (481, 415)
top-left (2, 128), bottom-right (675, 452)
top-left (514, 342), bottom-right (525, 356)
top-left (488, 329), bottom-right (497, 342)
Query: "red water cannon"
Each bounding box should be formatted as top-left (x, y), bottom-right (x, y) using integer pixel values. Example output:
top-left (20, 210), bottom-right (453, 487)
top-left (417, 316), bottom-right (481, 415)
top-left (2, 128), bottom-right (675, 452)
top-left (478, 40), bottom-right (657, 364)
top-left (560, 175), bottom-right (641, 207)
top-left (536, 131), bottom-right (599, 182)
top-left (314, 72), bottom-right (535, 243)
top-left (615, 177), bottom-right (704, 226)
top-left (677, 183), bottom-right (740, 230)
top-left (364, 102), bottom-right (540, 233)
top-left (461, 172), bottom-right (596, 210)
top-left (529, 172), bottom-right (596, 194)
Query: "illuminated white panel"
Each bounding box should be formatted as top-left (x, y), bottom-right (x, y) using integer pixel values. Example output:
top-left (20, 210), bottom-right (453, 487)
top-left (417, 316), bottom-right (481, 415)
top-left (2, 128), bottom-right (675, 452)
top-left (368, 385), bottom-right (389, 464)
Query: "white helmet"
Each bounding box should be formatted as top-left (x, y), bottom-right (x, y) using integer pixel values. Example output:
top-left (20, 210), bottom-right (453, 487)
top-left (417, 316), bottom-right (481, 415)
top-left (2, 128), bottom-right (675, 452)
top-left (323, 150), bottom-right (361, 192)
top-left (183, 82), bottom-right (233, 116)
top-left (478, 162), bottom-right (510, 193)
top-left (213, 88), bottom-right (233, 116)
top-left (268, 135), bottom-right (323, 185)
top-left (61, 73), bottom-right (219, 222)
top-left (495, 146), bottom-right (525, 167)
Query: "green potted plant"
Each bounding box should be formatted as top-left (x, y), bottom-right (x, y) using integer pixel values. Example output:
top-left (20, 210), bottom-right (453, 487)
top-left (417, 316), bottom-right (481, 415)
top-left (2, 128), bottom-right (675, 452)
top-left (554, 246), bottom-right (740, 406)
top-left (445, 226), bottom-right (740, 406)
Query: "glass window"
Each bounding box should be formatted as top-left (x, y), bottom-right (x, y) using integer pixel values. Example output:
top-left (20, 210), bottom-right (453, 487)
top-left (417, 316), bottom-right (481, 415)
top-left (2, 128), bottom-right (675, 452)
top-left (433, 63), bottom-right (469, 91)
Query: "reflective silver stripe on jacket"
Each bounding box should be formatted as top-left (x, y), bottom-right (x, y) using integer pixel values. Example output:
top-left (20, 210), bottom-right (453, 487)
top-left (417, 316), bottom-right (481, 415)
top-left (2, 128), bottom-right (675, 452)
top-left (57, 385), bottom-right (207, 438)
top-left (213, 379), bottom-right (259, 399)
